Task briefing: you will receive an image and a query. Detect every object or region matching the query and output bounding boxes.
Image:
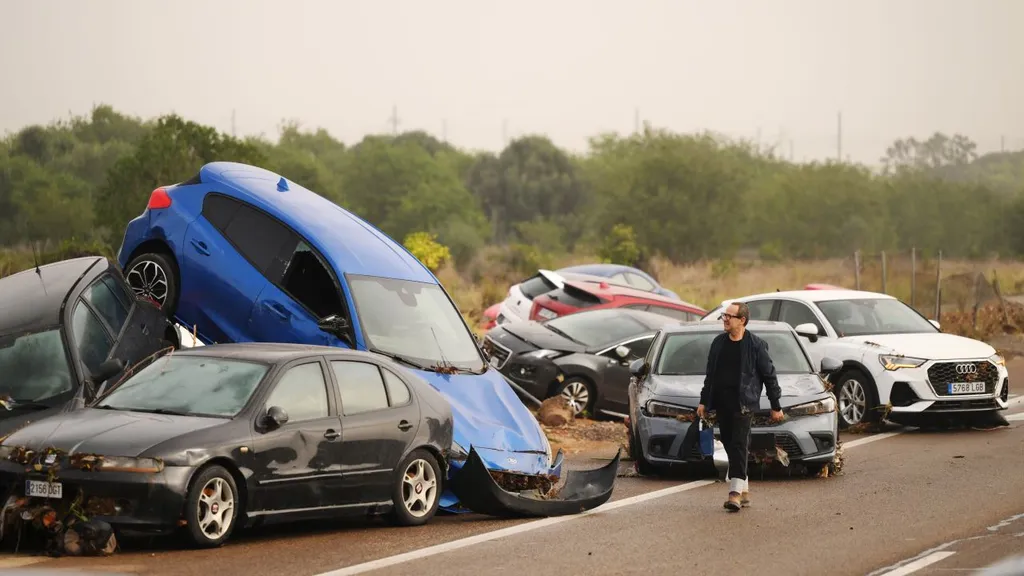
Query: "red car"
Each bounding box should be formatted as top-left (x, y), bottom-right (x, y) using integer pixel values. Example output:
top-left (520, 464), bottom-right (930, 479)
top-left (529, 280), bottom-right (706, 322)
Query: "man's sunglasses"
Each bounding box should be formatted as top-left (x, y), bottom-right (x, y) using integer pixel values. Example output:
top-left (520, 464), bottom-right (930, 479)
top-left (718, 313), bottom-right (745, 321)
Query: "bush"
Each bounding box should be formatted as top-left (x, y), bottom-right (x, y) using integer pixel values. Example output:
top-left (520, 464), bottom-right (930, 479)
top-left (403, 231), bottom-right (451, 272)
top-left (598, 224), bottom-right (641, 267)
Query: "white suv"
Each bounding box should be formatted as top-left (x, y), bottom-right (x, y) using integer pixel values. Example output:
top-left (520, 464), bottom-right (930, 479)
top-left (701, 290), bottom-right (1010, 428)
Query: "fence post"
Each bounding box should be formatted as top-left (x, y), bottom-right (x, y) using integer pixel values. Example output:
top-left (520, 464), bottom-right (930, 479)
top-left (934, 250), bottom-right (942, 320)
top-left (910, 247), bottom-right (916, 308)
top-left (854, 250), bottom-right (861, 290)
top-left (881, 251), bottom-right (887, 294)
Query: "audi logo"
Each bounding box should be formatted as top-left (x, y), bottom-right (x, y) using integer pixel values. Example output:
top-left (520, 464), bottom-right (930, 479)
top-left (955, 364), bottom-right (978, 375)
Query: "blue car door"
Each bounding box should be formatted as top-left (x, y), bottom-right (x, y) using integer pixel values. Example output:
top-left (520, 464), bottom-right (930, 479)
top-left (248, 225), bottom-right (355, 349)
top-left (180, 193), bottom-right (288, 344)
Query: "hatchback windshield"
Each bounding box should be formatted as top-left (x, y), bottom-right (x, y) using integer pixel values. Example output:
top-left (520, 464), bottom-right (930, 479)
top-left (0, 329), bottom-right (74, 403)
top-left (815, 298), bottom-right (937, 337)
top-left (347, 275), bottom-right (485, 372)
top-left (95, 355), bottom-right (269, 417)
top-left (656, 330), bottom-right (814, 376)
top-left (544, 309), bottom-right (651, 348)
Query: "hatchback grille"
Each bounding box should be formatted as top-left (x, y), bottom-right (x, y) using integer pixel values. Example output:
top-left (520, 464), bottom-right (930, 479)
top-left (482, 337), bottom-right (511, 369)
top-left (927, 361), bottom-right (998, 396)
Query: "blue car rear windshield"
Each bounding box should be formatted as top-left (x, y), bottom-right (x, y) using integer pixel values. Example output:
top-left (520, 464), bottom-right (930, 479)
top-left (95, 355), bottom-right (269, 417)
top-left (347, 275), bottom-right (485, 372)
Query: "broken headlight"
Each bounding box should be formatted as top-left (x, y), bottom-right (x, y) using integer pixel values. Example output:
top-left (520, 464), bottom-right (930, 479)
top-left (521, 349), bottom-right (563, 360)
top-left (786, 397), bottom-right (836, 417)
top-left (878, 354), bottom-right (927, 371)
top-left (98, 456), bottom-right (164, 473)
top-left (0, 445), bottom-right (13, 460)
top-left (644, 400), bottom-right (694, 419)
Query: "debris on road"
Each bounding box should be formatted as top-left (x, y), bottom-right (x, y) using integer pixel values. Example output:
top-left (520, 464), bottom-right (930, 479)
top-left (540, 416), bottom-right (629, 458)
top-left (537, 397), bottom-right (573, 427)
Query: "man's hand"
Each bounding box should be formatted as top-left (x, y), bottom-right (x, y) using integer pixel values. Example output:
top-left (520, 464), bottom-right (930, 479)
top-left (696, 404), bottom-right (706, 419)
top-left (769, 409), bottom-right (784, 423)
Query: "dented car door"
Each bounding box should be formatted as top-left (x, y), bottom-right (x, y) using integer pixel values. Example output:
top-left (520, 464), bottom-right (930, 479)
top-left (246, 358), bottom-right (347, 513)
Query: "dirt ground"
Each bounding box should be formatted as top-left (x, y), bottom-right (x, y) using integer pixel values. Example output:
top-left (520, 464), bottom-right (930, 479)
top-left (541, 418), bottom-right (629, 460)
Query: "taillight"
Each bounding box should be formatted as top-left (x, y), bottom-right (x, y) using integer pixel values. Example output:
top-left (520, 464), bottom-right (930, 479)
top-left (147, 187), bottom-right (171, 210)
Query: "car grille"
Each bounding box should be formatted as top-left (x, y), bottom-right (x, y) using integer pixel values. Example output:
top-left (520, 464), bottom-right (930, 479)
top-left (670, 432), bottom-right (804, 460)
top-left (482, 337), bottom-right (511, 369)
top-left (927, 361), bottom-right (998, 396)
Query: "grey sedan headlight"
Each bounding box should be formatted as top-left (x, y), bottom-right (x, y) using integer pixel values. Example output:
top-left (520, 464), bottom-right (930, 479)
top-left (644, 400), bottom-right (695, 419)
top-left (521, 349), bottom-right (563, 360)
top-left (96, 456), bottom-right (165, 473)
top-left (878, 354), bottom-right (927, 370)
top-left (786, 397), bottom-right (836, 417)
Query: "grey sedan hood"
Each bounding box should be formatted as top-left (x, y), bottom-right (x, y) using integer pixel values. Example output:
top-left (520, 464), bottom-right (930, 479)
top-left (648, 373), bottom-right (829, 409)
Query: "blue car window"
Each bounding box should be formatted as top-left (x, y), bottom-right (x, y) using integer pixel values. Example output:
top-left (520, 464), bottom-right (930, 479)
top-left (279, 241), bottom-right (345, 319)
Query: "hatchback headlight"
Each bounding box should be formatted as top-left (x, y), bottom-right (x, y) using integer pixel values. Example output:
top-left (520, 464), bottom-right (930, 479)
top-left (786, 397), bottom-right (836, 417)
top-left (522, 349), bottom-right (562, 360)
top-left (990, 354), bottom-right (1006, 367)
top-left (644, 400), bottom-right (694, 419)
top-left (97, 456), bottom-right (164, 473)
top-left (879, 354), bottom-right (927, 370)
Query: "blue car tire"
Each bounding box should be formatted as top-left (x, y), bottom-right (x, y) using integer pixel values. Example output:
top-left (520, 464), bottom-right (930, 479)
top-left (125, 251), bottom-right (180, 317)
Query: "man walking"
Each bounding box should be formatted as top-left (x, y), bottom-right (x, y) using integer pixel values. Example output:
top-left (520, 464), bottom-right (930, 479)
top-left (696, 301), bottom-right (784, 512)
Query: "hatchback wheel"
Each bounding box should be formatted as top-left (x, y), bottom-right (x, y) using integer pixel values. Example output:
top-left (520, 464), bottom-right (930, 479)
top-left (185, 465), bottom-right (239, 548)
top-left (556, 377), bottom-right (595, 417)
top-left (391, 449), bottom-right (441, 526)
top-left (125, 252), bottom-right (179, 316)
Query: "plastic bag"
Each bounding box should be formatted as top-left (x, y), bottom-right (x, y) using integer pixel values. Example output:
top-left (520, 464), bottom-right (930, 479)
top-left (698, 419), bottom-right (715, 456)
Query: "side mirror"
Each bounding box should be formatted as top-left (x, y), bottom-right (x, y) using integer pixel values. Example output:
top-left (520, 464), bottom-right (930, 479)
top-left (929, 319), bottom-right (941, 330)
top-left (264, 406), bottom-right (289, 428)
top-left (820, 356), bottom-right (843, 374)
top-left (629, 358), bottom-right (647, 377)
top-left (91, 358), bottom-right (126, 384)
top-left (795, 323), bottom-right (820, 342)
top-left (615, 345), bottom-right (630, 359)
top-left (318, 315), bottom-right (353, 345)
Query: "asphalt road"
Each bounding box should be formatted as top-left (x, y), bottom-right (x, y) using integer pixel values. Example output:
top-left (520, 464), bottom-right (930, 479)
top-left (4, 373), bottom-right (1024, 575)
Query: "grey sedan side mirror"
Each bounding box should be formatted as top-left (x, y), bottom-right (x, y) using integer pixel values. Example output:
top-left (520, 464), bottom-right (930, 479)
top-left (615, 345), bottom-right (630, 359)
top-left (265, 406), bottom-right (289, 428)
top-left (629, 358), bottom-right (647, 377)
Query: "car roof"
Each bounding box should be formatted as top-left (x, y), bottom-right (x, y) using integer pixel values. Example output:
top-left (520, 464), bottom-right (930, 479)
top-left (0, 256), bottom-right (106, 335)
top-left (199, 162), bottom-right (435, 284)
top-left (168, 341), bottom-right (398, 364)
top-left (558, 263), bottom-right (649, 278)
top-left (714, 289), bottom-right (894, 309)
top-left (660, 319), bottom-right (795, 335)
top-left (553, 306), bottom-right (685, 330)
top-left (562, 279), bottom-right (704, 311)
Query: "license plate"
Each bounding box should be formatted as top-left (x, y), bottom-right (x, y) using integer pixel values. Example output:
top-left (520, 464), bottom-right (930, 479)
top-left (25, 479), bottom-right (62, 499)
top-left (948, 381), bottom-right (986, 394)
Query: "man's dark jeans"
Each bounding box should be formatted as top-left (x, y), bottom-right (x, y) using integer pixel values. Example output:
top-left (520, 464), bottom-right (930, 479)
top-left (718, 409), bottom-right (752, 494)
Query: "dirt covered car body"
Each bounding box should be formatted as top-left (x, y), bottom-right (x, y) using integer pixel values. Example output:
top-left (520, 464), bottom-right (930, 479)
top-left (0, 344), bottom-right (455, 548)
top-left (0, 257), bottom-right (179, 437)
top-left (114, 162), bottom-right (617, 516)
top-left (627, 321), bottom-right (842, 476)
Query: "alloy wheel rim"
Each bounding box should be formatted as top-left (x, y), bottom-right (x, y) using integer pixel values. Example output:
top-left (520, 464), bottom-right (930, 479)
top-left (197, 477), bottom-right (234, 540)
top-left (560, 381), bottom-right (589, 415)
top-left (126, 260), bottom-right (169, 306)
top-left (839, 378), bottom-right (867, 425)
top-left (402, 459), bottom-right (437, 517)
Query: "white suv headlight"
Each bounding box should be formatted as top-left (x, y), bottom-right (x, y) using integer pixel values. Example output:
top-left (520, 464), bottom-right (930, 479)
top-left (989, 354), bottom-right (1006, 367)
top-left (879, 354), bottom-right (927, 370)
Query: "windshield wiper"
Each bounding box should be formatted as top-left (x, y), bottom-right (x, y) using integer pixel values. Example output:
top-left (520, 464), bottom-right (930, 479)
top-left (131, 408), bottom-right (193, 416)
top-left (543, 324), bottom-right (583, 344)
top-left (374, 351), bottom-right (429, 370)
top-left (0, 400), bottom-right (52, 411)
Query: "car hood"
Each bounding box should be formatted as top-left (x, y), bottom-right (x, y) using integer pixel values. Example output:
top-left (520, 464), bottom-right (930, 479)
top-left (648, 373), bottom-right (829, 409)
top-left (0, 407), bottom-right (224, 457)
top-left (408, 367), bottom-right (551, 471)
top-left (490, 322), bottom-right (584, 354)
top-left (842, 333), bottom-right (996, 360)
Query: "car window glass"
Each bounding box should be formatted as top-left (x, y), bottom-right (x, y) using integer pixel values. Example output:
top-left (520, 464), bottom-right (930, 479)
top-left (382, 368), bottom-right (411, 406)
top-left (264, 362), bottom-right (329, 422)
top-left (331, 361), bottom-right (389, 415)
top-left (647, 306), bottom-right (689, 321)
top-left (203, 193), bottom-right (241, 231)
top-left (223, 203), bottom-right (296, 275)
top-left (746, 300), bottom-right (775, 321)
top-left (608, 272), bottom-right (629, 287)
top-left (102, 275), bottom-right (134, 311)
top-left (778, 301), bottom-right (824, 333)
top-left (279, 241), bottom-right (345, 318)
top-left (624, 336), bottom-right (654, 359)
top-left (71, 300), bottom-right (112, 376)
top-left (627, 272), bottom-right (656, 291)
top-left (83, 275), bottom-right (130, 335)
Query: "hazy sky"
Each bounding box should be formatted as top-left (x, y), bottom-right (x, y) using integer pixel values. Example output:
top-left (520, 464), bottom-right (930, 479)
top-left (2, 0), bottom-right (1021, 165)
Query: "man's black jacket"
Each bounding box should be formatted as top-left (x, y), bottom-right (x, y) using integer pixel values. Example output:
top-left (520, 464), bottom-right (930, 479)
top-left (699, 330), bottom-right (783, 413)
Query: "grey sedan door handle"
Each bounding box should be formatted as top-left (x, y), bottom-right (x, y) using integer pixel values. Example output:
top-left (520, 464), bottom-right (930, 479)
top-left (398, 420), bottom-right (413, 432)
top-left (324, 429), bottom-right (340, 440)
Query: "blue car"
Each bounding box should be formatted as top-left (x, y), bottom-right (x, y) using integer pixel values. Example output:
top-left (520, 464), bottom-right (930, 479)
top-left (556, 264), bottom-right (679, 300)
top-left (115, 162), bottom-right (618, 517)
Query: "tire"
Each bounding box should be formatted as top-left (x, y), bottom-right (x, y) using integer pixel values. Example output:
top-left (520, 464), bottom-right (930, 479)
top-left (554, 376), bottom-right (596, 417)
top-left (184, 465), bottom-right (240, 548)
top-left (391, 449), bottom-right (442, 527)
top-left (125, 251), bottom-right (180, 317)
top-left (834, 368), bottom-right (880, 429)
top-left (628, 425), bottom-right (658, 476)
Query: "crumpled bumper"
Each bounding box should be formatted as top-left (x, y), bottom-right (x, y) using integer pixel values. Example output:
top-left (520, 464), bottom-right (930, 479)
top-left (446, 446), bottom-right (619, 518)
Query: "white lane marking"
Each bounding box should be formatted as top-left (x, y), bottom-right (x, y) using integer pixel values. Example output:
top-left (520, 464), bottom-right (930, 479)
top-left (878, 551), bottom-right (956, 575)
top-left (1006, 413), bottom-right (1024, 422)
top-left (314, 479), bottom-right (715, 576)
top-left (316, 427), bottom-right (908, 576)
top-left (1008, 395), bottom-right (1024, 407)
top-left (0, 557), bottom-right (46, 568)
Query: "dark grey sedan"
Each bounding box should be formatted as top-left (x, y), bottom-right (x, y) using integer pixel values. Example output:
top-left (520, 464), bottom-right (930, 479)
top-left (482, 308), bottom-right (681, 418)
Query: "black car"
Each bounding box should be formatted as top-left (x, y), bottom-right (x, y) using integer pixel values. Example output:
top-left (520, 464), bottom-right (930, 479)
top-left (0, 256), bottom-right (180, 436)
top-left (0, 343), bottom-right (454, 548)
top-left (482, 308), bottom-right (681, 418)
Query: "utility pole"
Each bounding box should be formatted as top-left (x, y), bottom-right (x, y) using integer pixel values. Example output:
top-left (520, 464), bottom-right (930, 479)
top-left (442, 119), bottom-right (447, 142)
top-left (836, 111), bottom-right (843, 162)
top-left (231, 109), bottom-right (236, 137)
top-left (789, 139), bottom-right (794, 161)
top-left (388, 105), bottom-right (400, 135)
top-left (1001, 135), bottom-right (1005, 152)
top-left (634, 108), bottom-right (640, 134)
top-left (502, 119), bottom-right (508, 147)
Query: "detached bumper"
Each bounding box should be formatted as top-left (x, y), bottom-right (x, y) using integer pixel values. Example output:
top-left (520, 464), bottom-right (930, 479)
top-left (635, 412), bottom-right (838, 465)
top-left (0, 462), bottom-right (192, 535)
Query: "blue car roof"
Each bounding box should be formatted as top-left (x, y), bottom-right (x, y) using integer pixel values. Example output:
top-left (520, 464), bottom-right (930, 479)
top-left (198, 162), bottom-right (435, 284)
